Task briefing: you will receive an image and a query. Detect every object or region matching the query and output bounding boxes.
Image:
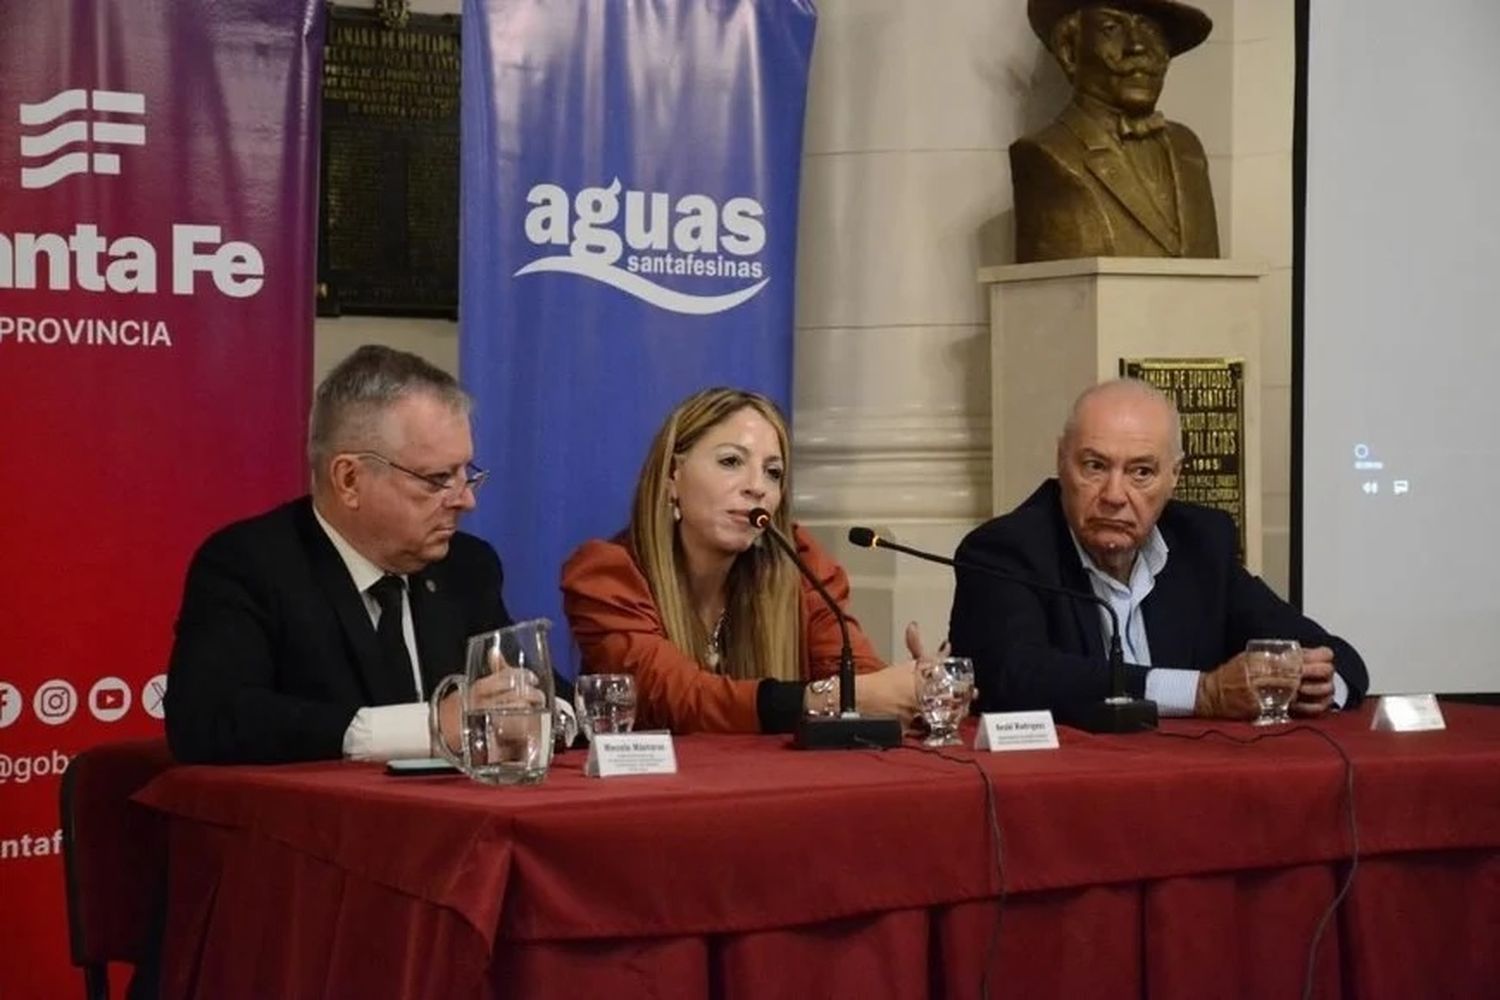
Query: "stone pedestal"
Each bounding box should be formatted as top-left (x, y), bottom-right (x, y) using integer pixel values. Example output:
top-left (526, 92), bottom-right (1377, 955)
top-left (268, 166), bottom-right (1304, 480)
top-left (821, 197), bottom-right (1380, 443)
top-left (979, 257), bottom-right (1267, 570)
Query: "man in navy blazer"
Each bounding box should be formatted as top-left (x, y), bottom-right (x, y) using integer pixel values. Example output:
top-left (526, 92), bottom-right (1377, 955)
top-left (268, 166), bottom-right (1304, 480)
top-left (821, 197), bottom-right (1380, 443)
top-left (166, 346), bottom-right (514, 764)
top-left (950, 379), bottom-right (1367, 719)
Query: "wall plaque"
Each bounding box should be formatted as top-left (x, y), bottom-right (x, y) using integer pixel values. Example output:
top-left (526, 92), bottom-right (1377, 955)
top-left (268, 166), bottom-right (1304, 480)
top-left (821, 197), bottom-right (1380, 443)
top-left (1120, 358), bottom-right (1247, 563)
top-left (318, 5), bottom-right (460, 317)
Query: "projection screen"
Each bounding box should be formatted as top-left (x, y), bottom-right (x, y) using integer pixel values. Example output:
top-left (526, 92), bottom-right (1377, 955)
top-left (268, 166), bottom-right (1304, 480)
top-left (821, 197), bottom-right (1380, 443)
top-left (1299, 0), bottom-right (1500, 695)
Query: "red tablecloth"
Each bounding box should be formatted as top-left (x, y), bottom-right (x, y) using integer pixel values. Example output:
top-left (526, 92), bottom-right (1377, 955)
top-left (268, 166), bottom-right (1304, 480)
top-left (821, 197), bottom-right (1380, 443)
top-left (137, 703), bottom-right (1500, 999)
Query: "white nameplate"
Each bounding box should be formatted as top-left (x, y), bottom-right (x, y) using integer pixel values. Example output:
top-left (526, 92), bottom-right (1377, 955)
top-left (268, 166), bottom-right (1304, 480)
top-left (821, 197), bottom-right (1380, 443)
top-left (1370, 694), bottom-right (1446, 732)
top-left (975, 711), bottom-right (1060, 752)
top-left (585, 731), bottom-right (678, 777)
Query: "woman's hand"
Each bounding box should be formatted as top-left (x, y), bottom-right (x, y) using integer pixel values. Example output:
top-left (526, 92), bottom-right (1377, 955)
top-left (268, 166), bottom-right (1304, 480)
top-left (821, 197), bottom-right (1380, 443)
top-left (804, 622), bottom-right (948, 725)
top-left (897, 621), bottom-right (975, 726)
top-left (902, 620), bottom-right (949, 663)
top-left (853, 661), bottom-right (918, 726)
top-left (853, 621), bottom-right (952, 726)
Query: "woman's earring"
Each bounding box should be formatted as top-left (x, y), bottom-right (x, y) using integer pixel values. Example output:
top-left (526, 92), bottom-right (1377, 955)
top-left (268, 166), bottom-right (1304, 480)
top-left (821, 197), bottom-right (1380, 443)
top-left (670, 499), bottom-right (682, 522)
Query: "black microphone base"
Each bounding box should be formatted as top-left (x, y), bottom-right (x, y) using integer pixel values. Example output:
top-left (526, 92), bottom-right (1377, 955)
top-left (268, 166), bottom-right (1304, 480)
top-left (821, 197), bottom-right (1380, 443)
top-left (1057, 697), bottom-right (1159, 734)
top-left (793, 714), bottom-right (903, 750)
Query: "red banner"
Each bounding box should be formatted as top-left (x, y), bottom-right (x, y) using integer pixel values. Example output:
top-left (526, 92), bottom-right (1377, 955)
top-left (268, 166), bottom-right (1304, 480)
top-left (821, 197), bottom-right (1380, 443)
top-left (0, 1), bottom-right (322, 994)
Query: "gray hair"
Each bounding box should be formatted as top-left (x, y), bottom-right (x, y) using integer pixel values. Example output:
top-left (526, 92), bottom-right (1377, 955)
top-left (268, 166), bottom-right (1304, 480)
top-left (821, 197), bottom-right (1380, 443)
top-left (1061, 378), bottom-right (1184, 459)
top-left (307, 345), bottom-right (470, 483)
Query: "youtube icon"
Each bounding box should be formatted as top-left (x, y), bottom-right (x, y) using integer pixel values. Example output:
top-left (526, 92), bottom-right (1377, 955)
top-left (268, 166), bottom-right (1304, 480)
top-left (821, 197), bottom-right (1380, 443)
top-left (88, 676), bottom-right (132, 723)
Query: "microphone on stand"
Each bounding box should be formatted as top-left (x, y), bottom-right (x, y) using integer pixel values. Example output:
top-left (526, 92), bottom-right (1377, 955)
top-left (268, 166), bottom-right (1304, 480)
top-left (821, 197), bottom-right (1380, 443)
top-left (749, 509), bottom-right (902, 749)
top-left (847, 526), bottom-right (1157, 733)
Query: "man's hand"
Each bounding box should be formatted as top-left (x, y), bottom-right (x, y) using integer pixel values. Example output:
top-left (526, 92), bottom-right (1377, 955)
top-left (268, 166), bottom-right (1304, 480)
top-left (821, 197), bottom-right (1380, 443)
top-left (437, 686), bottom-right (466, 752)
top-left (436, 669), bottom-right (545, 751)
top-left (1291, 646), bottom-right (1336, 717)
top-left (1194, 653), bottom-right (1261, 720)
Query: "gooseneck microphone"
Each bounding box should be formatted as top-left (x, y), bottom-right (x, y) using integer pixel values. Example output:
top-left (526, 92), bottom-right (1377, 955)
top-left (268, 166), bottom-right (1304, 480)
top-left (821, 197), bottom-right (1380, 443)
top-left (751, 508), bottom-right (855, 713)
top-left (847, 526), bottom-right (1157, 733)
top-left (749, 510), bottom-right (902, 749)
top-left (846, 528), bottom-right (1126, 685)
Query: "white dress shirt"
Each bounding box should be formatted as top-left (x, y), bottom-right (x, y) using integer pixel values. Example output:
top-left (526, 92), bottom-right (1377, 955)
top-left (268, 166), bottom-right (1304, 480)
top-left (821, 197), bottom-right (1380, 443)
top-left (312, 506), bottom-right (434, 761)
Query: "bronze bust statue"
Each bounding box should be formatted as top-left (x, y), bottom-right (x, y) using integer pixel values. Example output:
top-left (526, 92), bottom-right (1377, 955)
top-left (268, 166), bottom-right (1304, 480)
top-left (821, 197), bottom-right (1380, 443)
top-left (1012, 0), bottom-right (1220, 262)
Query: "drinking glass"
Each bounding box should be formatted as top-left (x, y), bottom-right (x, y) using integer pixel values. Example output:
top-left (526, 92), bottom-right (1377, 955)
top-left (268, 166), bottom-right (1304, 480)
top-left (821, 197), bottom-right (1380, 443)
top-left (915, 656), bottom-right (975, 747)
top-left (427, 619), bottom-right (556, 785)
top-left (1244, 638), bottom-right (1303, 725)
top-left (575, 673), bottom-right (637, 741)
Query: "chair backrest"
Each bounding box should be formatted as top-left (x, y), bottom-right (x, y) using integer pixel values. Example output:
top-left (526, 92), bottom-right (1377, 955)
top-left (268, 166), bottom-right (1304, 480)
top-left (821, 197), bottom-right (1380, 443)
top-left (59, 738), bottom-right (176, 998)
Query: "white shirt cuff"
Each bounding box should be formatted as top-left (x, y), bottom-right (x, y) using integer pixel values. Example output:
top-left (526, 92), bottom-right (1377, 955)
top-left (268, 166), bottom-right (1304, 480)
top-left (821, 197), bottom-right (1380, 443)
top-left (341, 703), bottom-right (433, 761)
top-left (1332, 672), bottom-right (1349, 709)
top-left (554, 698), bottom-right (580, 747)
top-left (1146, 667), bottom-right (1201, 717)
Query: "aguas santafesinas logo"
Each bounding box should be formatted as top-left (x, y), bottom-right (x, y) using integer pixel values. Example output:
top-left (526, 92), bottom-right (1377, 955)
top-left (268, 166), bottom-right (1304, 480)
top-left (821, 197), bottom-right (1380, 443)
top-left (515, 178), bottom-right (769, 316)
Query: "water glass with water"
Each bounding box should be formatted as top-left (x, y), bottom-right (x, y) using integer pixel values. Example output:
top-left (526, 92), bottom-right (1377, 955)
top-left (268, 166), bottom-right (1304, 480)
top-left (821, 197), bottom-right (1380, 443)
top-left (915, 656), bottom-right (975, 747)
top-left (428, 619), bottom-right (556, 785)
top-left (1244, 638), bottom-right (1302, 725)
top-left (575, 673), bottom-right (637, 741)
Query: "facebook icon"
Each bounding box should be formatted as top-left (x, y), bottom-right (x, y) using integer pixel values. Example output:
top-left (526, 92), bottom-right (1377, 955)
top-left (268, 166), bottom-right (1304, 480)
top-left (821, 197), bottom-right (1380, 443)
top-left (0, 682), bottom-right (22, 728)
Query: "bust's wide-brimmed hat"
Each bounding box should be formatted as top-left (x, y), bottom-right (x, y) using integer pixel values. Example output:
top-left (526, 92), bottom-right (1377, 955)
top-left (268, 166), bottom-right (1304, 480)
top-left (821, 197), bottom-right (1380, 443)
top-left (1028, 0), bottom-right (1213, 57)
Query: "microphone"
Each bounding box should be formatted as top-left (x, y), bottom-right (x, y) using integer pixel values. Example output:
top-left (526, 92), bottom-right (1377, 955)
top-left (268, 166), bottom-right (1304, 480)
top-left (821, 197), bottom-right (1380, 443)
top-left (847, 526), bottom-right (1157, 733)
top-left (749, 509), bottom-right (902, 749)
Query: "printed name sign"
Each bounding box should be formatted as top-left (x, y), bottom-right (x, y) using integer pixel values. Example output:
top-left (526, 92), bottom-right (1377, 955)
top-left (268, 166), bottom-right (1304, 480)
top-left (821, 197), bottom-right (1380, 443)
top-left (1370, 694), bottom-right (1446, 732)
top-left (975, 711), bottom-right (1060, 752)
top-left (585, 731), bottom-right (679, 777)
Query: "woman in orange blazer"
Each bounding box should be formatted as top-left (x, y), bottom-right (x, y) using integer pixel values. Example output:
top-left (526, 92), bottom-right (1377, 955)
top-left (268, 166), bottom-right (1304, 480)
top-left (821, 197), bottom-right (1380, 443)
top-left (561, 387), bottom-right (921, 734)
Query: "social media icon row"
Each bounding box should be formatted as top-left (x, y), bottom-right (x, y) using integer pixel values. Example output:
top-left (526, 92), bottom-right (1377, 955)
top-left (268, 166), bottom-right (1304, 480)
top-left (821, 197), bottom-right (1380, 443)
top-left (0, 675), bottom-right (166, 728)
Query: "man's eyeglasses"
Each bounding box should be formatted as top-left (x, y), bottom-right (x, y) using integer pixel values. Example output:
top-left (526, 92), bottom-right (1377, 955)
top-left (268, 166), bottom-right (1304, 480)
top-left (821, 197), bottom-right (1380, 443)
top-left (354, 451), bottom-right (489, 497)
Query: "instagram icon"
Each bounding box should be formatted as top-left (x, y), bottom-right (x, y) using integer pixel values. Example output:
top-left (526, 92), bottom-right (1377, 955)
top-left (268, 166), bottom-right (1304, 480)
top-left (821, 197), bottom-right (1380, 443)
top-left (33, 679), bottom-right (78, 726)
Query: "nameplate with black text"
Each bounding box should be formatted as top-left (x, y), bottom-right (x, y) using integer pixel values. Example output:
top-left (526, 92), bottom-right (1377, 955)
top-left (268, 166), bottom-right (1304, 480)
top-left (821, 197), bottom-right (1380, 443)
top-left (585, 732), bottom-right (679, 777)
top-left (1370, 694), bottom-right (1446, 732)
top-left (975, 711), bottom-right (1060, 752)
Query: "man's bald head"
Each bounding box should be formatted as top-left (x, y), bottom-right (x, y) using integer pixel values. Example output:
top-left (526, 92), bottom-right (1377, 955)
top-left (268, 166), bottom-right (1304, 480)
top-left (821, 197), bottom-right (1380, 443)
top-left (1056, 379), bottom-right (1183, 581)
top-left (1061, 378), bottom-right (1183, 458)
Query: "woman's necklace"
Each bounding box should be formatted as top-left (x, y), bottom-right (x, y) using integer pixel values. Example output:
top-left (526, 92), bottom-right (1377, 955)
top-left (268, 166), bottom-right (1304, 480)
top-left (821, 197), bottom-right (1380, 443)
top-left (704, 611), bottom-right (728, 671)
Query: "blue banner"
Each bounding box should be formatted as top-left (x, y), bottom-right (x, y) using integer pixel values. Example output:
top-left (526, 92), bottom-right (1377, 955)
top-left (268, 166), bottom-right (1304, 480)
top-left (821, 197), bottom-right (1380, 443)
top-left (461, 0), bottom-right (816, 675)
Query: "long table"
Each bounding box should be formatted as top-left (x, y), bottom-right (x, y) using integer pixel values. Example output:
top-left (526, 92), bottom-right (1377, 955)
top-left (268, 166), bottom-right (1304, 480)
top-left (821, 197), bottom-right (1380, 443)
top-left (136, 702), bottom-right (1500, 999)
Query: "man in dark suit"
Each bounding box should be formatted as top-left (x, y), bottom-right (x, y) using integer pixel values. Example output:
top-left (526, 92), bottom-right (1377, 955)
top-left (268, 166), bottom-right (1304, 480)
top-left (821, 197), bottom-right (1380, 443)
top-left (1012, 0), bottom-right (1220, 262)
top-left (166, 345), bottom-right (513, 763)
top-left (950, 379), bottom-right (1367, 719)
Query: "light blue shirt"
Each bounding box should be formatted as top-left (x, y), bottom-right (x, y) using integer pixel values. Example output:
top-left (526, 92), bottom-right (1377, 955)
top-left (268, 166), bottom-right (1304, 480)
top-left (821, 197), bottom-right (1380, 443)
top-left (1070, 527), bottom-right (1201, 716)
top-left (1068, 530), bottom-right (1348, 714)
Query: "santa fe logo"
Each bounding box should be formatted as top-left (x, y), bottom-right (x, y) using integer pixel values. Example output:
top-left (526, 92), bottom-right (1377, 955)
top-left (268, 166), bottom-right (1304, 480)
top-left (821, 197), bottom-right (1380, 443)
top-left (19, 89), bottom-right (146, 190)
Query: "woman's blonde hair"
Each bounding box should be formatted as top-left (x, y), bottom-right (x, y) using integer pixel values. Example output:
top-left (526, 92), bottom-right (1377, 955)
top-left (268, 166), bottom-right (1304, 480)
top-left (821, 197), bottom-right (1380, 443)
top-left (629, 388), bottom-right (802, 682)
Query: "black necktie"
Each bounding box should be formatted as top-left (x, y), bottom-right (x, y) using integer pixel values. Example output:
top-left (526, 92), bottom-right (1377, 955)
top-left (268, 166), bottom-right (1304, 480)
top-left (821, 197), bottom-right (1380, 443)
top-left (369, 575), bottom-right (418, 699)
